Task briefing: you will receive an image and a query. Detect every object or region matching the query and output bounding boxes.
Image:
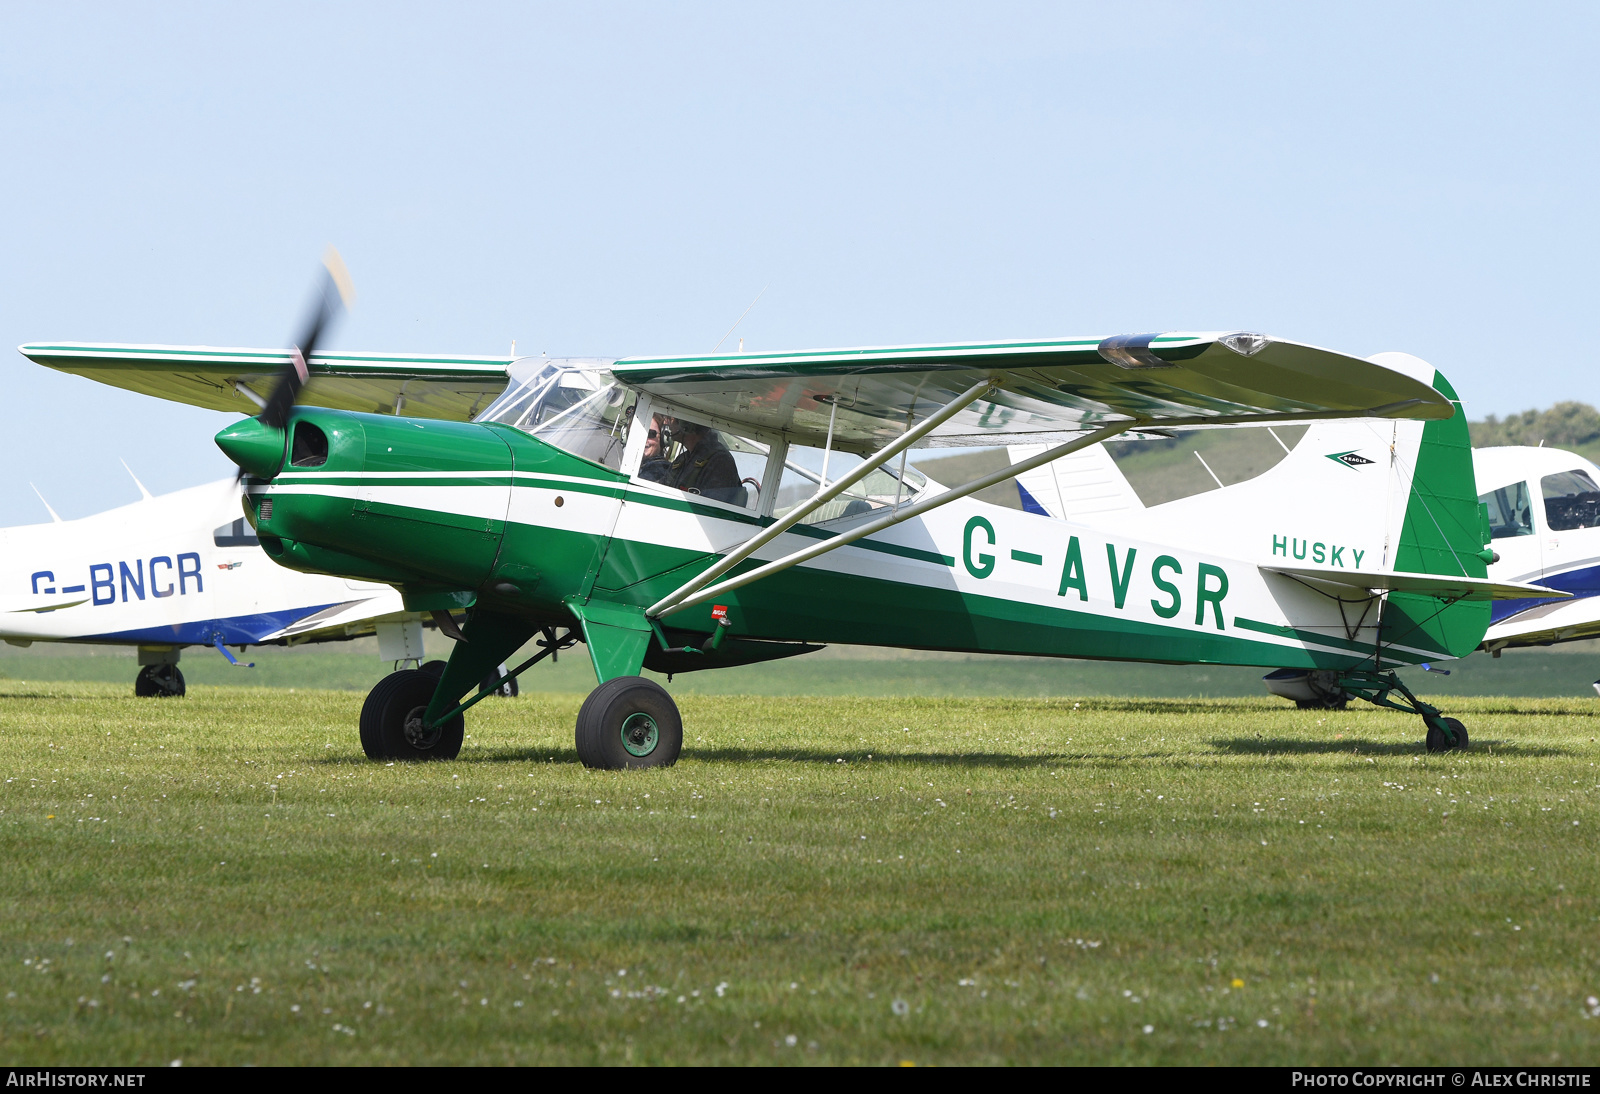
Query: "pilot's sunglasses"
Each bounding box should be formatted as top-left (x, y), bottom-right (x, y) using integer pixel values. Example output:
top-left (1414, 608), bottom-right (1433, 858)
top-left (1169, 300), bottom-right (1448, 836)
top-left (647, 429), bottom-right (659, 439)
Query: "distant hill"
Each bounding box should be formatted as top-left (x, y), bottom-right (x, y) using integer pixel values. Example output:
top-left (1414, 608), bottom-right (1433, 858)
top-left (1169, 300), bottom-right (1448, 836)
top-left (1469, 401), bottom-right (1600, 463)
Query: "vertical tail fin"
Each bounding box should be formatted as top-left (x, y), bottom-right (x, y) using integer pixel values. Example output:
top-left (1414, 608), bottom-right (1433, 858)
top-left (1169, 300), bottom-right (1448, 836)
top-left (1380, 358), bottom-right (1490, 660)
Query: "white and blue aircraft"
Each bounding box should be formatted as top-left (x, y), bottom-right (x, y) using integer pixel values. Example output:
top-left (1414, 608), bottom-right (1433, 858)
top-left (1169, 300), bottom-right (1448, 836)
top-left (0, 472), bottom-right (444, 696)
top-left (1474, 445), bottom-right (1600, 666)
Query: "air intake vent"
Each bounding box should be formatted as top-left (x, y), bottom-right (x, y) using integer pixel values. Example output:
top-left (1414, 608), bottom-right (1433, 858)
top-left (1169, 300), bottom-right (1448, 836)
top-left (258, 498), bottom-right (273, 523)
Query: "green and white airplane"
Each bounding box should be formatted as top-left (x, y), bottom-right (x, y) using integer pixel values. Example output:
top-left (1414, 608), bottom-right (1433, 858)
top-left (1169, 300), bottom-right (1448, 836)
top-left (22, 307), bottom-right (1565, 766)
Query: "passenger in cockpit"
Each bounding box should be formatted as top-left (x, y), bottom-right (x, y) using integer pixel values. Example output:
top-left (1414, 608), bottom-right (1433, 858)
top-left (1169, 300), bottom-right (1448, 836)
top-left (639, 415), bottom-right (673, 484)
top-left (665, 421), bottom-right (745, 504)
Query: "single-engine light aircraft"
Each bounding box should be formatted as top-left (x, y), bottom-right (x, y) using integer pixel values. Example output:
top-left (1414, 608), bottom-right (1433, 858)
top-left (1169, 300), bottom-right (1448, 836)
top-left (23, 295), bottom-right (1565, 762)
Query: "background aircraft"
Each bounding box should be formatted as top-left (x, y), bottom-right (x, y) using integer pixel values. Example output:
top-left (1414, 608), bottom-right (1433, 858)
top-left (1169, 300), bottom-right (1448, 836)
top-left (0, 474), bottom-right (442, 696)
top-left (1474, 446), bottom-right (1600, 678)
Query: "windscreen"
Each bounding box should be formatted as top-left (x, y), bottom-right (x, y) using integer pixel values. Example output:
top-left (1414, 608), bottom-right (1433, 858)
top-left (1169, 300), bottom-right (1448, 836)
top-left (1542, 469), bottom-right (1600, 532)
top-left (475, 358), bottom-right (629, 470)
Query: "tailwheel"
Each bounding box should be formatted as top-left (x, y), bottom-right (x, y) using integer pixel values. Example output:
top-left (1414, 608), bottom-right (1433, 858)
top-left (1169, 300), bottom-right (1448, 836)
top-left (359, 668), bottom-right (463, 761)
top-left (575, 676), bottom-right (682, 770)
top-left (134, 664), bottom-right (186, 698)
top-left (1425, 716), bottom-right (1469, 753)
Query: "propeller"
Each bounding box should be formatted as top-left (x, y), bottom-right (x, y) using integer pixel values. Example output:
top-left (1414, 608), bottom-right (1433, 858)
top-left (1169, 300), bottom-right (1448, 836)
top-left (258, 246), bottom-right (356, 430)
top-left (219, 247), bottom-right (355, 481)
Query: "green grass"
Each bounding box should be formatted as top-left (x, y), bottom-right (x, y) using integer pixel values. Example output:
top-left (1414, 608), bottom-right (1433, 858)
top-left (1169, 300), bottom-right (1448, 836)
top-left (3, 684), bottom-right (1599, 1064)
top-left (6, 637), bottom-right (1600, 698)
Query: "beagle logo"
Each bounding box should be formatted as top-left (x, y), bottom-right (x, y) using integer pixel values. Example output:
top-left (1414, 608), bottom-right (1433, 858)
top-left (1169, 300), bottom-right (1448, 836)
top-left (1326, 451), bottom-right (1375, 469)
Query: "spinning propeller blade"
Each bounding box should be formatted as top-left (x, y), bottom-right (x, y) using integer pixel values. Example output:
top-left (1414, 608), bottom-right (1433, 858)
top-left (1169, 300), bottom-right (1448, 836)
top-left (224, 248), bottom-right (355, 481)
top-left (258, 246), bottom-right (355, 430)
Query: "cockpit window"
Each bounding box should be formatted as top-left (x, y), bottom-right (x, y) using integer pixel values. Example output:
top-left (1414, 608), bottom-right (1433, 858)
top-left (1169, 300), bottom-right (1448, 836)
top-left (773, 444), bottom-right (925, 525)
top-left (1542, 469), bottom-right (1600, 532)
top-left (475, 358), bottom-right (629, 470)
top-left (1479, 480), bottom-right (1534, 540)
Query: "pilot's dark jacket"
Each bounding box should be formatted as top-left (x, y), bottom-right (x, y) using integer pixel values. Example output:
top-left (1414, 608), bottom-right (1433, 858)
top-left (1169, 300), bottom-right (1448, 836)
top-left (665, 431), bottom-right (743, 505)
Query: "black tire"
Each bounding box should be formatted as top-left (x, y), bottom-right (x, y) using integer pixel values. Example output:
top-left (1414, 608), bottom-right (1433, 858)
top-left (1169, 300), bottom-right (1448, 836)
top-left (1425, 716), bottom-right (1469, 752)
top-left (134, 664), bottom-right (186, 698)
top-left (480, 663), bottom-right (519, 698)
top-left (420, 660), bottom-right (448, 677)
top-left (574, 676), bottom-right (682, 770)
top-left (358, 668), bottom-right (463, 761)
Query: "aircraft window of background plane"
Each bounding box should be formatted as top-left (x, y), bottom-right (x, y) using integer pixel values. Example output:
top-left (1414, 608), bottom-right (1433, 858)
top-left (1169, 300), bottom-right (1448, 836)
top-left (772, 443), bottom-right (926, 526)
top-left (213, 518), bottom-right (260, 547)
top-left (1479, 480), bottom-right (1535, 540)
top-left (475, 358), bottom-right (630, 470)
top-left (1541, 469), bottom-right (1600, 532)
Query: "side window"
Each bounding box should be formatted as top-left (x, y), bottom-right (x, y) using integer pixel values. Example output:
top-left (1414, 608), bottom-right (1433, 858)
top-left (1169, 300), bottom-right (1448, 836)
top-left (1542, 469), bottom-right (1600, 532)
top-left (1479, 481), bottom-right (1534, 540)
top-left (214, 518), bottom-right (259, 547)
top-left (772, 445), bottom-right (924, 525)
top-left (637, 412), bottom-right (767, 511)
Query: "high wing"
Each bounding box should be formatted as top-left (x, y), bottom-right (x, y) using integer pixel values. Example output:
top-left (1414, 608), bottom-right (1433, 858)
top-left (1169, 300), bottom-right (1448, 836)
top-left (612, 331), bottom-right (1454, 449)
top-left (18, 342), bottom-right (514, 422)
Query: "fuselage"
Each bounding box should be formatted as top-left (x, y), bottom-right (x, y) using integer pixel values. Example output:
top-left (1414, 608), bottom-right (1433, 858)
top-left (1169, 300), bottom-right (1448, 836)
top-left (248, 382), bottom-right (1485, 675)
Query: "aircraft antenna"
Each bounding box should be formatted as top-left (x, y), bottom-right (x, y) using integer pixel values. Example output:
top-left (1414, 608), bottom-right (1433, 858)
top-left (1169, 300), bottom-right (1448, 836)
top-left (29, 484), bottom-right (62, 523)
top-left (711, 283), bottom-right (768, 352)
top-left (120, 459), bottom-right (154, 501)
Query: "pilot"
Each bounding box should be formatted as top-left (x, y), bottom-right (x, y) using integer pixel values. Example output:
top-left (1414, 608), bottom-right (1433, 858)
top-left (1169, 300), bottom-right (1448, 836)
top-left (639, 414), bottom-right (673, 484)
top-left (665, 420), bottom-right (743, 504)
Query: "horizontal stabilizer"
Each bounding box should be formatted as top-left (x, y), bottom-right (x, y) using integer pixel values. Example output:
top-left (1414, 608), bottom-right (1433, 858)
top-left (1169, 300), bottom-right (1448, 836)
top-left (1264, 565), bottom-right (1569, 602)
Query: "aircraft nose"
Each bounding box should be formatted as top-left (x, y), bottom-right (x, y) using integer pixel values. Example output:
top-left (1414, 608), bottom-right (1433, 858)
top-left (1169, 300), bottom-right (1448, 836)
top-left (215, 418), bottom-right (286, 479)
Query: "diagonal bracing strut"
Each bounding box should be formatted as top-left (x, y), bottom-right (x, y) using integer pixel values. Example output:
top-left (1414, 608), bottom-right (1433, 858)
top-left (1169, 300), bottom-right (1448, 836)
top-left (645, 376), bottom-right (998, 618)
top-left (650, 419), bottom-right (1138, 620)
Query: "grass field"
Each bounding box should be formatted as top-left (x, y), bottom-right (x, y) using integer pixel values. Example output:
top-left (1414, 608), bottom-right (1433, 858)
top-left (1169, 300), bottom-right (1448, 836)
top-left (4, 635), bottom-right (1600, 699)
top-left (3, 683), bottom-right (1599, 1064)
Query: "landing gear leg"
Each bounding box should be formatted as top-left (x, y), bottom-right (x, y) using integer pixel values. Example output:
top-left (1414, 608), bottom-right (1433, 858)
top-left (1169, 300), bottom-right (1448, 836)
top-left (1337, 670), bottom-right (1468, 751)
top-left (480, 663), bottom-right (519, 698)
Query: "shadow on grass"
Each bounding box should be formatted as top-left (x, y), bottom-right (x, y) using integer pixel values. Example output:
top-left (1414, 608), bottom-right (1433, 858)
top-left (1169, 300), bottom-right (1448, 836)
top-left (469, 746), bottom-right (1079, 768)
top-left (1208, 736), bottom-right (1569, 757)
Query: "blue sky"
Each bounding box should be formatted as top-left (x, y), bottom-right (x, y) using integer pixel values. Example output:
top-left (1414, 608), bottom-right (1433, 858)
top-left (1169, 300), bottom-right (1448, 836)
top-left (1, 2), bottom-right (1595, 522)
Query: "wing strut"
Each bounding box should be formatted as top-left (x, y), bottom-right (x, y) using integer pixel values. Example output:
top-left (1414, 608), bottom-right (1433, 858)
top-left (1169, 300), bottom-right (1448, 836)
top-left (645, 376), bottom-right (997, 617)
top-left (649, 419), bottom-right (1136, 620)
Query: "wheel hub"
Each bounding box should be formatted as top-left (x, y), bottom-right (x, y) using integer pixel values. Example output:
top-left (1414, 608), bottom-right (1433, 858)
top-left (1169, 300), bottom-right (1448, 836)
top-left (403, 706), bottom-right (442, 750)
top-left (620, 712), bottom-right (659, 757)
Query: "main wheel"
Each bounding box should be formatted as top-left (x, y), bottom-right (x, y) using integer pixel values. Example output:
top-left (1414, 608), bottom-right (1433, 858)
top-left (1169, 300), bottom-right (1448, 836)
top-left (574, 676), bottom-right (682, 770)
top-left (134, 664), bottom-right (186, 698)
top-left (358, 668), bottom-right (463, 761)
top-left (1425, 716), bottom-right (1469, 752)
top-left (481, 663), bottom-right (519, 698)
